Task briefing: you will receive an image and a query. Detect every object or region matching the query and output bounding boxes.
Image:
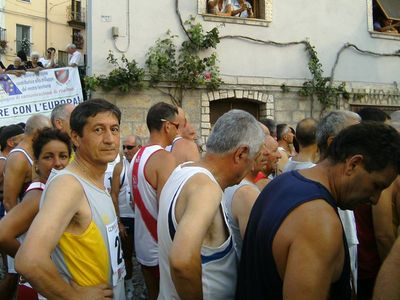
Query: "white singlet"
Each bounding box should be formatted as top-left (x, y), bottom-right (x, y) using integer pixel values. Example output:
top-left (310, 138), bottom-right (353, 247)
top-left (158, 164), bottom-right (237, 300)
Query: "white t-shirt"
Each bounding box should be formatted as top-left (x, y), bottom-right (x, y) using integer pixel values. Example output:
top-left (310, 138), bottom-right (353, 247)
top-left (68, 51), bottom-right (83, 67)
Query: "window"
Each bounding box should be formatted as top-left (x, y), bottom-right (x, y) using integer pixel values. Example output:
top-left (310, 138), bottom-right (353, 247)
top-left (72, 29), bottom-right (84, 49)
top-left (368, 0), bottom-right (400, 40)
top-left (198, 0), bottom-right (272, 26)
top-left (71, 0), bottom-right (83, 22)
top-left (16, 24), bottom-right (31, 55)
top-left (58, 50), bottom-right (69, 67)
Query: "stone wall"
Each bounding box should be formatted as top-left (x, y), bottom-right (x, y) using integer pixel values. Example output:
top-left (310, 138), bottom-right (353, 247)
top-left (92, 79), bottom-right (400, 144)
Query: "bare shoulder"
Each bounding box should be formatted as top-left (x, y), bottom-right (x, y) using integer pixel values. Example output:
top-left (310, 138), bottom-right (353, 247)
top-left (43, 173), bottom-right (85, 207)
top-left (184, 171), bottom-right (221, 194)
top-left (5, 151), bottom-right (30, 170)
top-left (112, 161), bottom-right (123, 176)
top-left (233, 184), bottom-right (259, 207)
top-left (279, 199), bottom-right (342, 247)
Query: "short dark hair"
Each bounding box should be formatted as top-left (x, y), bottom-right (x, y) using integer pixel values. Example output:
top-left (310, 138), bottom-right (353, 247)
top-left (47, 47), bottom-right (56, 52)
top-left (358, 107), bottom-right (390, 122)
top-left (327, 122), bottom-right (400, 173)
top-left (260, 118), bottom-right (277, 138)
top-left (0, 124), bottom-right (24, 151)
top-left (70, 99), bottom-right (121, 137)
top-left (146, 102), bottom-right (178, 132)
top-left (32, 127), bottom-right (72, 160)
top-left (276, 124), bottom-right (289, 141)
top-left (296, 118), bottom-right (318, 148)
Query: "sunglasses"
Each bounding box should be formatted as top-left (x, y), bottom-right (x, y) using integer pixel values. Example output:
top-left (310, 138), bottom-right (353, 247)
top-left (160, 118), bottom-right (179, 130)
top-left (123, 145), bottom-right (137, 150)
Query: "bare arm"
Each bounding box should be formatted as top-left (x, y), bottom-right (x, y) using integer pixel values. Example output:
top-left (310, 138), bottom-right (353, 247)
top-left (110, 162), bottom-right (122, 217)
top-left (276, 201), bottom-right (344, 300)
top-left (146, 150), bottom-right (176, 200)
top-left (172, 139), bottom-right (200, 165)
top-left (3, 153), bottom-right (31, 211)
top-left (372, 185), bottom-right (396, 260)
top-left (170, 175), bottom-right (222, 299)
top-left (15, 175), bottom-right (112, 299)
top-left (231, 185), bottom-right (259, 238)
top-left (110, 162), bottom-right (127, 238)
top-left (0, 190), bottom-right (42, 257)
top-left (373, 236), bottom-right (400, 300)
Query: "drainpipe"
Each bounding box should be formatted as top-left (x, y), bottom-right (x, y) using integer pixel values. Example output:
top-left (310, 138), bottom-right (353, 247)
top-left (45, 0), bottom-right (48, 49)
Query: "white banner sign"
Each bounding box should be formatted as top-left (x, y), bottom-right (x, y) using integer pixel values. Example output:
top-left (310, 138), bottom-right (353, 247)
top-left (0, 67), bottom-right (83, 126)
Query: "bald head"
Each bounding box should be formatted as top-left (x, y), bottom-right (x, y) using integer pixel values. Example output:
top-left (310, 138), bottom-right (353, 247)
top-left (296, 118), bottom-right (317, 148)
top-left (25, 114), bottom-right (51, 136)
top-left (259, 122), bottom-right (271, 136)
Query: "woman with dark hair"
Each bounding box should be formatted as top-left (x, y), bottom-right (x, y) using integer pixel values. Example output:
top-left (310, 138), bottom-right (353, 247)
top-left (0, 128), bottom-right (71, 300)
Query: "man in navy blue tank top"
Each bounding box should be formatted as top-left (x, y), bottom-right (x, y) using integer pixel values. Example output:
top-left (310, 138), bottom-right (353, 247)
top-left (237, 122), bottom-right (400, 300)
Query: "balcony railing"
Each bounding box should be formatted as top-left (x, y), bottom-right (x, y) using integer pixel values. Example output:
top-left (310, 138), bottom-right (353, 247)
top-left (67, 6), bottom-right (86, 23)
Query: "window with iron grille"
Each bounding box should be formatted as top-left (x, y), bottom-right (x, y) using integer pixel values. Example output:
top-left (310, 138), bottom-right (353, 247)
top-left (16, 24), bottom-right (31, 55)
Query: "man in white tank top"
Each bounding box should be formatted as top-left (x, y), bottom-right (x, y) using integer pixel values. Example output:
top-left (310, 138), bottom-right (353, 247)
top-left (16, 99), bottom-right (126, 299)
top-left (111, 134), bottom-right (142, 299)
top-left (128, 102), bottom-right (177, 300)
top-left (158, 109), bottom-right (265, 299)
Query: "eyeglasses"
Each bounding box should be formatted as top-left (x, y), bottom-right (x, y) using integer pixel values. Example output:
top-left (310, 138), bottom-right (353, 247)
top-left (160, 118), bottom-right (179, 130)
top-left (123, 145), bottom-right (137, 150)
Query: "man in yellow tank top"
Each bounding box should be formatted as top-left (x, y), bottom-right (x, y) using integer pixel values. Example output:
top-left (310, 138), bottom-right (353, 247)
top-left (15, 99), bottom-right (126, 299)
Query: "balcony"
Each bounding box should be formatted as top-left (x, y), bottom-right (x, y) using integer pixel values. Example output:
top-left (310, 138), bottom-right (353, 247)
top-left (67, 6), bottom-right (86, 29)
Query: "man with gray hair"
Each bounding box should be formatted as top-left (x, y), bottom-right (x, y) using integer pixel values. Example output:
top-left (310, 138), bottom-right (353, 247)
top-left (66, 43), bottom-right (85, 100)
top-left (157, 109), bottom-right (264, 299)
top-left (66, 43), bottom-right (83, 68)
top-left (316, 110), bottom-right (361, 159)
top-left (316, 110), bottom-right (361, 294)
top-left (51, 103), bottom-right (75, 136)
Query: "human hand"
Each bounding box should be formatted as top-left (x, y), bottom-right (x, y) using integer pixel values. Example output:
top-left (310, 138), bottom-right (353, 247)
top-left (71, 281), bottom-right (113, 299)
top-left (118, 221), bottom-right (127, 239)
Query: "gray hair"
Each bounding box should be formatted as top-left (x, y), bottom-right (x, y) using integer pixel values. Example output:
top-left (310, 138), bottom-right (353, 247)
top-left (124, 134), bottom-right (142, 146)
top-left (316, 110), bottom-right (361, 157)
top-left (25, 114), bottom-right (50, 136)
top-left (66, 43), bottom-right (76, 50)
top-left (30, 51), bottom-right (40, 59)
top-left (206, 109), bottom-right (264, 158)
top-left (51, 104), bottom-right (71, 127)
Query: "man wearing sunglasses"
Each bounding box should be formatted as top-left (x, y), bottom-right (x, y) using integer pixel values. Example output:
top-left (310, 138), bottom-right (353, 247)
top-left (111, 134), bottom-right (142, 299)
top-left (166, 107), bottom-right (200, 165)
top-left (128, 102), bottom-right (177, 300)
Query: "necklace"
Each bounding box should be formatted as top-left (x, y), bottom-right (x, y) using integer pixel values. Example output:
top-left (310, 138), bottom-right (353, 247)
top-left (72, 158), bottom-right (107, 192)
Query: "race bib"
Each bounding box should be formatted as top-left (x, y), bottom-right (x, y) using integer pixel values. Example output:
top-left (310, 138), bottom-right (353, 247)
top-left (106, 219), bottom-right (126, 286)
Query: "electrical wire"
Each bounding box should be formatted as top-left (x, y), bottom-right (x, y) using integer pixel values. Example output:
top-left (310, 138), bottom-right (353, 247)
top-left (112, 0), bottom-right (130, 53)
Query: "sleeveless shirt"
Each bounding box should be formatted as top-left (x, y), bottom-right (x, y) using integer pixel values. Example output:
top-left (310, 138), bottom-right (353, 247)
top-left (130, 145), bottom-right (163, 266)
top-left (236, 171), bottom-right (351, 300)
top-left (118, 157), bottom-right (134, 218)
top-left (158, 165), bottom-right (237, 300)
top-left (8, 148), bottom-right (34, 199)
top-left (41, 169), bottom-right (126, 300)
top-left (222, 178), bottom-right (259, 259)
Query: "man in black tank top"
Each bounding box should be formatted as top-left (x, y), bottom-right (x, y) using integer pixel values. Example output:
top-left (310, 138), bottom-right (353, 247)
top-left (237, 123), bottom-right (400, 299)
